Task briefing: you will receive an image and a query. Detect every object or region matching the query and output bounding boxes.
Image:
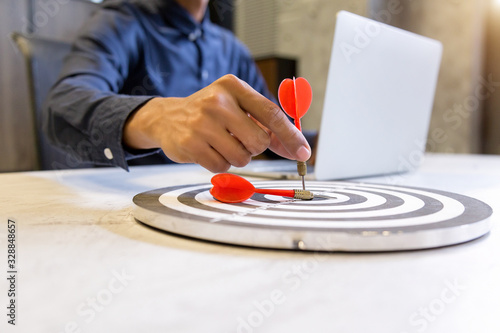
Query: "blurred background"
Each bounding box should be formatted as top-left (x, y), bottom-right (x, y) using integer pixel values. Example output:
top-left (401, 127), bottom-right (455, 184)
top-left (0, 0), bottom-right (499, 172)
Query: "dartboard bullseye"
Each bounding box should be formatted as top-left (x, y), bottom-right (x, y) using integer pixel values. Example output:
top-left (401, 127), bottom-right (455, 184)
top-left (132, 181), bottom-right (492, 252)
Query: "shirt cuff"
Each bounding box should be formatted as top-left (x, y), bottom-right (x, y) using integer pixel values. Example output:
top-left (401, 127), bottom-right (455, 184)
top-left (91, 95), bottom-right (155, 171)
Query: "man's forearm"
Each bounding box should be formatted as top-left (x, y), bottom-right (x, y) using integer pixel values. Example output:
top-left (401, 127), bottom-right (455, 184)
top-left (43, 75), bottom-right (154, 170)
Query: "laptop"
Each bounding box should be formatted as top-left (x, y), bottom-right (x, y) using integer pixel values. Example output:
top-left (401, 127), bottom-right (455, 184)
top-left (232, 10), bottom-right (443, 180)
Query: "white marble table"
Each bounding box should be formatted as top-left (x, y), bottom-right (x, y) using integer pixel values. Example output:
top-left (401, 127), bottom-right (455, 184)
top-left (0, 153), bottom-right (499, 333)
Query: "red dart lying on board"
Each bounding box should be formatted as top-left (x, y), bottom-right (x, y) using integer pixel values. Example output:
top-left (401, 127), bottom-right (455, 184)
top-left (210, 173), bottom-right (315, 203)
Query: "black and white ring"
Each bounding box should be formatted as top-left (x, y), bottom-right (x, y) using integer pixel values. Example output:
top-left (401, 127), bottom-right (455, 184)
top-left (133, 181), bottom-right (492, 251)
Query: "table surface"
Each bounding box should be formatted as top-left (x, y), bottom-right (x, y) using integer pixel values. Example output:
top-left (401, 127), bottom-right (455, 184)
top-left (0, 153), bottom-right (499, 333)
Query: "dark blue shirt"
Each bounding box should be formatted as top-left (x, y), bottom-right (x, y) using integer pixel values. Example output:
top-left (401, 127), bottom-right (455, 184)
top-left (43, 0), bottom-right (272, 170)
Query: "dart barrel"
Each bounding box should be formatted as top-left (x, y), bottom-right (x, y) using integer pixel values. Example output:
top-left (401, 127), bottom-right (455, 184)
top-left (297, 161), bottom-right (307, 176)
top-left (293, 189), bottom-right (314, 200)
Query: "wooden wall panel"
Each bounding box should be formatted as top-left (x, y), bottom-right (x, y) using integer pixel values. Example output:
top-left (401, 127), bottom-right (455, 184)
top-left (483, 1), bottom-right (500, 154)
top-left (32, 0), bottom-right (98, 42)
top-left (0, 0), bottom-right (37, 172)
top-left (0, 0), bottom-right (98, 172)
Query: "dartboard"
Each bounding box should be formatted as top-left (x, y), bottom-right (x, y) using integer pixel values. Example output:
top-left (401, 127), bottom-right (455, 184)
top-left (133, 181), bottom-right (492, 251)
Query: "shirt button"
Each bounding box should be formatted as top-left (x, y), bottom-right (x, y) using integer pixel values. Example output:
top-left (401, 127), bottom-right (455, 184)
top-left (188, 29), bottom-right (201, 42)
top-left (104, 148), bottom-right (113, 160)
top-left (201, 70), bottom-right (209, 80)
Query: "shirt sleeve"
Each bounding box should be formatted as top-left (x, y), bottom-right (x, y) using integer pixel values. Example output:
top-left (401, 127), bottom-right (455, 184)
top-left (42, 5), bottom-right (157, 171)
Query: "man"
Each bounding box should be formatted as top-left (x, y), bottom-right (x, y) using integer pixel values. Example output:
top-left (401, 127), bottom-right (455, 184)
top-left (43, 0), bottom-right (311, 172)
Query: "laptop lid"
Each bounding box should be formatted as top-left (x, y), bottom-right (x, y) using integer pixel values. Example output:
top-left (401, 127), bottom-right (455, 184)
top-left (314, 11), bottom-right (442, 180)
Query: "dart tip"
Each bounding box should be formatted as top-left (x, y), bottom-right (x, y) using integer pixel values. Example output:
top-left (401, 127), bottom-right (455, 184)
top-left (296, 161), bottom-right (307, 190)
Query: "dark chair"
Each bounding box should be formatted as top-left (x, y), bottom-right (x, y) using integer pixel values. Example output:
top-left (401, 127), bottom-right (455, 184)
top-left (11, 32), bottom-right (94, 170)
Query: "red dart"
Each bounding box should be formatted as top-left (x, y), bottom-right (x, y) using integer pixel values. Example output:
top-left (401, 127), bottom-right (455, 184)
top-left (278, 77), bottom-right (312, 191)
top-left (278, 77), bottom-right (312, 131)
top-left (210, 173), bottom-right (310, 203)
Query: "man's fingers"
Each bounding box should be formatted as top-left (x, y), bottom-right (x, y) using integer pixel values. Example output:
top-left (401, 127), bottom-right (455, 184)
top-left (192, 144), bottom-right (231, 173)
top-left (224, 113), bottom-right (271, 157)
top-left (267, 133), bottom-right (297, 160)
top-left (202, 123), bottom-right (254, 167)
top-left (220, 75), bottom-right (311, 161)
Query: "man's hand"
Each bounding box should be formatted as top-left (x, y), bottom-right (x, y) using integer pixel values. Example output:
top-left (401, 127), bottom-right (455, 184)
top-left (123, 74), bottom-right (311, 173)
